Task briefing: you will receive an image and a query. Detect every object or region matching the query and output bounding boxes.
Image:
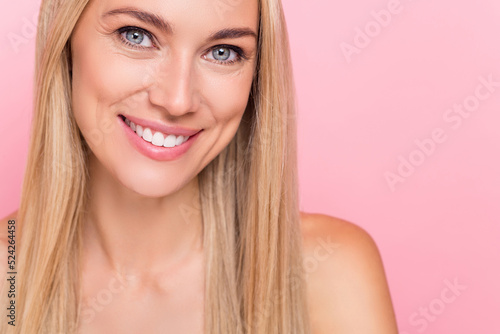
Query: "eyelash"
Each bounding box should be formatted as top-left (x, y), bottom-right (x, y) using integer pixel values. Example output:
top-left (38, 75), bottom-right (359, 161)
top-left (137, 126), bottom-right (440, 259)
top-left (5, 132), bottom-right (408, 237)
top-left (115, 26), bottom-right (248, 65)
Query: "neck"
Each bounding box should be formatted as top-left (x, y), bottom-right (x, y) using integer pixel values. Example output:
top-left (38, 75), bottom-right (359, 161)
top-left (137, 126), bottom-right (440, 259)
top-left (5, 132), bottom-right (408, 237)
top-left (82, 154), bottom-right (203, 279)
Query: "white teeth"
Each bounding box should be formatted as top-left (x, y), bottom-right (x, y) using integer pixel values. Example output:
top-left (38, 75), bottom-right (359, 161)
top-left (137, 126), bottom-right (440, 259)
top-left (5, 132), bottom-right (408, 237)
top-left (125, 117), bottom-right (191, 147)
top-left (163, 134), bottom-right (177, 148)
top-left (142, 128), bottom-right (153, 142)
top-left (152, 132), bottom-right (164, 146)
top-left (136, 125), bottom-right (143, 137)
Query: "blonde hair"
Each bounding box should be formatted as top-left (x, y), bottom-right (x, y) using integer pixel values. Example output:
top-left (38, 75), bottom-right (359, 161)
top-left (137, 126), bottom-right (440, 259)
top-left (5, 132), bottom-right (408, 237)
top-left (0, 0), bottom-right (311, 333)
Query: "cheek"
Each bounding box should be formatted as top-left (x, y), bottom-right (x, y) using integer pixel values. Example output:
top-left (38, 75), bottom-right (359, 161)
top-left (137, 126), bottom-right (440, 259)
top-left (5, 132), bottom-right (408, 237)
top-left (70, 38), bottom-right (146, 149)
top-left (202, 72), bottom-right (254, 123)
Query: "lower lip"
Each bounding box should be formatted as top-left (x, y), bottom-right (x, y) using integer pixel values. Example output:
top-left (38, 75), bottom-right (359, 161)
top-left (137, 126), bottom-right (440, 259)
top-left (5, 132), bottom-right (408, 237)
top-left (119, 116), bottom-right (202, 161)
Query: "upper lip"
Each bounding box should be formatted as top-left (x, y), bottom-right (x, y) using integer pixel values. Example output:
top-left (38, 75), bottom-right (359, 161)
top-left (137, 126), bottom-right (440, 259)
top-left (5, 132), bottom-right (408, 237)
top-left (120, 114), bottom-right (202, 137)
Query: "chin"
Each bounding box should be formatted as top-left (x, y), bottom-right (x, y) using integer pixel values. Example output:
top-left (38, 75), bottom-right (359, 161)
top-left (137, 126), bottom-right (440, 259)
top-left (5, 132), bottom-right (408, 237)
top-left (119, 170), bottom-right (191, 199)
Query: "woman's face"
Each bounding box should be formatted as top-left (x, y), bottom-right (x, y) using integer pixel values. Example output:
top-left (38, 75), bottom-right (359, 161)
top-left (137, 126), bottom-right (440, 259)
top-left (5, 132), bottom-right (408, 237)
top-left (70, 0), bottom-right (258, 197)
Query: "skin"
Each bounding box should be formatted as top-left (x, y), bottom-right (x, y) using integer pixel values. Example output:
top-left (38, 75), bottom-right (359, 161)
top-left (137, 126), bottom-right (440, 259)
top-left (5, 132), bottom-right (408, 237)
top-left (300, 213), bottom-right (399, 333)
top-left (0, 216), bottom-right (399, 333)
top-left (68, 0), bottom-right (259, 331)
top-left (0, 0), bottom-right (399, 332)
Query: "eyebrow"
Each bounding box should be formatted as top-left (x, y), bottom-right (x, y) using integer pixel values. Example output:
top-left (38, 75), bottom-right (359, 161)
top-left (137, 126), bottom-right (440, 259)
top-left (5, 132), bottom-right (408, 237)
top-left (101, 7), bottom-right (258, 42)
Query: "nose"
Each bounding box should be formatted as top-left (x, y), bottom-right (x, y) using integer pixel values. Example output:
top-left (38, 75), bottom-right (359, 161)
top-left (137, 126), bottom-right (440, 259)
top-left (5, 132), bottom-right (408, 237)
top-left (146, 54), bottom-right (200, 117)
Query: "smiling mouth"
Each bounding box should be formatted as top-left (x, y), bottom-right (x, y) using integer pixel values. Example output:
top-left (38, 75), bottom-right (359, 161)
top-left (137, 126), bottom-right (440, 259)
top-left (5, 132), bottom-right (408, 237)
top-left (119, 115), bottom-right (191, 148)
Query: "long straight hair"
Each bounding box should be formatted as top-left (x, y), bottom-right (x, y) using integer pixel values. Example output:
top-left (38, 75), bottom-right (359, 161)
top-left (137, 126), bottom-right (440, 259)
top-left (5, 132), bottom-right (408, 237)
top-left (0, 0), bottom-right (312, 333)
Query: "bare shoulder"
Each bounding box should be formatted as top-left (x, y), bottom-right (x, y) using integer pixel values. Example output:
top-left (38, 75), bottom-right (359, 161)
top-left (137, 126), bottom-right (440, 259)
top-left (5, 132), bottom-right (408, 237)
top-left (299, 211), bottom-right (398, 334)
top-left (0, 211), bottom-right (18, 289)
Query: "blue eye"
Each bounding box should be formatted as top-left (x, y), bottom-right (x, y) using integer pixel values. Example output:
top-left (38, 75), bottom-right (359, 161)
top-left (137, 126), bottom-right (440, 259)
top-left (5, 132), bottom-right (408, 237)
top-left (115, 27), bottom-right (247, 65)
top-left (117, 27), bottom-right (154, 49)
top-left (205, 45), bottom-right (245, 65)
top-left (213, 47), bottom-right (231, 61)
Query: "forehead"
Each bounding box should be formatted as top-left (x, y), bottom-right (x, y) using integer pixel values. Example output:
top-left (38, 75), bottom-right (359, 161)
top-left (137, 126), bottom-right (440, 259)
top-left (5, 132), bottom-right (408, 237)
top-left (87, 0), bottom-right (259, 34)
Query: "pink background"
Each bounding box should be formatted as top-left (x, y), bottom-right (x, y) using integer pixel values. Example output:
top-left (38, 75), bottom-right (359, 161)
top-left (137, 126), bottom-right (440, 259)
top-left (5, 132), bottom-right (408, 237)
top-left (1, 0), bottom-right (499, 333)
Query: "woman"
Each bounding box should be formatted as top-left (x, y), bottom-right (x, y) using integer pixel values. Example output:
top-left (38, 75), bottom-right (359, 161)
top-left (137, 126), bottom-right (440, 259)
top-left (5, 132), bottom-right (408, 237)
top-left (0, 0), bottom-right (398, 333)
